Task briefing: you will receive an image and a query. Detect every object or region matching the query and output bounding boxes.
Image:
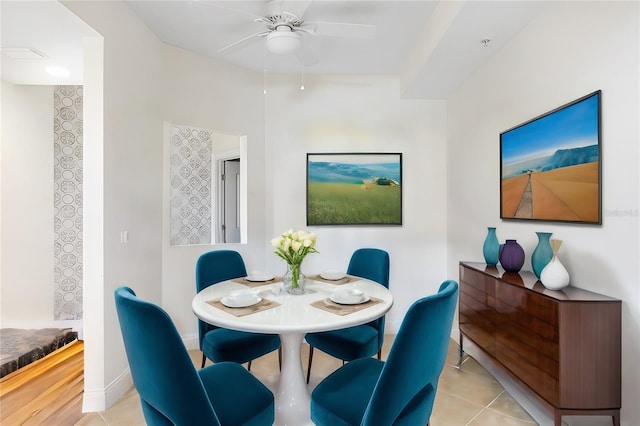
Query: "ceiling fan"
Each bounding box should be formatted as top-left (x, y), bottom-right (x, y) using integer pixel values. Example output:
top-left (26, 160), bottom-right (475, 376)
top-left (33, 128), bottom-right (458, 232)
top-left (199, 0), bottom-right (376, 56)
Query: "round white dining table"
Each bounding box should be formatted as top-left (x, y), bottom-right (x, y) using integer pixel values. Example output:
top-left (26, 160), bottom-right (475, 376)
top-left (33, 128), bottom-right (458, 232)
top-left (192, 276), bottom-right (393, 426)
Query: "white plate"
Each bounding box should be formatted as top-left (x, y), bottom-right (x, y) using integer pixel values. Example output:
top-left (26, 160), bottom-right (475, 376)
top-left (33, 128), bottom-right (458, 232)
top-left (330, 293), bottom-right (370, 305)
top-left (221, 294), bottom-right (262, 308)
top-left (321, 271), bottom-right (346, 280)
top-left (246, 273), bottom-right (275, 282)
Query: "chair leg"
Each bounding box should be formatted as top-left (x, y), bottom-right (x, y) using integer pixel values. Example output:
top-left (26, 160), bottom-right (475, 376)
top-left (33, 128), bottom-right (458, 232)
top-left (306, 345), bottom-right (314, 384)
top-left (377, 349), bottom-right (382, 360)
top-left (248, 360), bottom-right (252, 371)
top-left (278, 347), bottom-right (282, 371)
top-left (201, 353), bottom-right (206, 369)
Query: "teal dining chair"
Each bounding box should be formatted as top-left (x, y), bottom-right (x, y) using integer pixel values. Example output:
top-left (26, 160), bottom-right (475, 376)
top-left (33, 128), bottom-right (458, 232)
top-left (114, 286), bottom-right (274, 426)
top-left (196, 250), bottom-right (281, 369)
top-left (310, 280), bottom-right (459, 426)
top-left (305, 248), bottom-right (390, 383)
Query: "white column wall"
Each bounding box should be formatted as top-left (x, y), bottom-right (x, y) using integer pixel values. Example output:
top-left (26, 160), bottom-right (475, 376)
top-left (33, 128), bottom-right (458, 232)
top-left (64, 0), bottom-right (267, 410)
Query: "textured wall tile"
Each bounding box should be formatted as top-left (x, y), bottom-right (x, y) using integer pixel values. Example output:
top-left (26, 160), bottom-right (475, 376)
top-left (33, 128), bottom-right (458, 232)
top-left (53, 85), bottom-right (83, 320)
top-left (169, 125), bottom-right (212, 246)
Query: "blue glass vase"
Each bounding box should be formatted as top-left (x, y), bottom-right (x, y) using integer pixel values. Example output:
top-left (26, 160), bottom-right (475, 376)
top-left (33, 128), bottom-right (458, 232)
top-left (499, 239), bottom-right (525, 273)
top-left (531, 232), bottom-right (553, 279)
top-left (482, 227), bottom-right (500, 266)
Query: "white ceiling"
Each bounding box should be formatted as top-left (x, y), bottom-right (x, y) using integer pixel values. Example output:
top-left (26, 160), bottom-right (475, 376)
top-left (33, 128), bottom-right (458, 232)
top-left (1, 0), bottom-right (548, 98)
top-left (0, 1), bottom-right (98, 85)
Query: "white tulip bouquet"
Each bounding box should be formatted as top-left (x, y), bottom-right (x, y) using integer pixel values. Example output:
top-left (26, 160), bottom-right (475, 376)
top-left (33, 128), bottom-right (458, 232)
top-left (272, 229), bottom-right (318, 291)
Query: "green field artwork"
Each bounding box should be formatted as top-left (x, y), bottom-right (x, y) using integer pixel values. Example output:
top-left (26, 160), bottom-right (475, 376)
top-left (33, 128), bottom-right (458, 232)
top-left (307, 153), bottom-right (402, 225)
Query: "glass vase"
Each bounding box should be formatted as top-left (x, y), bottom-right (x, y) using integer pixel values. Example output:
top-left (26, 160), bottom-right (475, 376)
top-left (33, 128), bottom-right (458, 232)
top-left (483, 227), bottom-right (500, 266)
top-left (531, 232), bottom-right (553, 279)
top-left (284, 263), bottom-right (306, 295)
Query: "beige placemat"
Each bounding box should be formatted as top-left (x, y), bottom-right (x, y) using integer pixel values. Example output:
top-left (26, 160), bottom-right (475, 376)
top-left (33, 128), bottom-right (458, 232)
top-left (231, 277), bottom-right (283, 288)
top-left (206, 298), bottom-right (280, 317)
top-left (310, 297), bottom-right (382, 316)
top-left (307, 274), bottom-right (359, 285)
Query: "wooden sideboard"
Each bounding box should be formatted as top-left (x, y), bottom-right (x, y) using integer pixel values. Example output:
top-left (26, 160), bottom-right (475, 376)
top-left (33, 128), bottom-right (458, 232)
top-left (458, 261), bottom-right (621, 426)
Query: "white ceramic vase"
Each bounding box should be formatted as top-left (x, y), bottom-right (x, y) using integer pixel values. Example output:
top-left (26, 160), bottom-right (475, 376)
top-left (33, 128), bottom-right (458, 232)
top-left (540, 239), bottom-right (570, 290)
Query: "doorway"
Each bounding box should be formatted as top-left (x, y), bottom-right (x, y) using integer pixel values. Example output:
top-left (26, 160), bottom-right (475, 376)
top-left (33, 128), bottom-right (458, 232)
top-left (220, 158), bottom-right (241, 243)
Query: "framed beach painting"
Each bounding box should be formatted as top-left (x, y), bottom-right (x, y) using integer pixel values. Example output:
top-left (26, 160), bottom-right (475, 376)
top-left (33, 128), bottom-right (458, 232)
top-left (306, 153), bottom-right (402, 226)
top-left (500, 90), bottom-right (602, 224)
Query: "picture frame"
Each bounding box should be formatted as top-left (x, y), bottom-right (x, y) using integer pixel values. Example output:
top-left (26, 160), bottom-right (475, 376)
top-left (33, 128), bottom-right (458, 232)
top-left (307, 153), bottom-right (402, 226)
top-left (500, 90), bottom-right (602, 224)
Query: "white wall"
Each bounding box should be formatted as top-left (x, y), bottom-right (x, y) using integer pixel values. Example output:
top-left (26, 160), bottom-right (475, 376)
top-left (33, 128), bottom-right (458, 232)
top-left (160, 44), bottom-right (265, 341)
top-left (264, 75), bottom-right (449, 331)
top-left (0, 83), bottom-right (56, 328)
top-left (448, 2), bottom-right (639, 425)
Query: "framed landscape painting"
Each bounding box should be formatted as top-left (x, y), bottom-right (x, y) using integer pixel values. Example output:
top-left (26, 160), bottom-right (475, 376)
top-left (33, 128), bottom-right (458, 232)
top-left (500, 90), bottom-right (601, 224)
top-left (307, 153), bottom-right (402, 226)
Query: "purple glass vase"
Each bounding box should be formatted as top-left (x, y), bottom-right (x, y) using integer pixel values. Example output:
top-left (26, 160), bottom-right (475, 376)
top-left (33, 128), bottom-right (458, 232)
top-left (499, 239), bottom-right (525, 273)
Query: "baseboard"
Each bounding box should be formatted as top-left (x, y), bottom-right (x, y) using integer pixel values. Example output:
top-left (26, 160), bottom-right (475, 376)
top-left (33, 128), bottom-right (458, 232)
top-left (182, 332), bottom-right (199, 351)
top-left (82, 332), bottom-right (198, 413)
top-left (82, 367), bottom-right (133, 413)
top-left (384, 318), bottom-right (402, 335)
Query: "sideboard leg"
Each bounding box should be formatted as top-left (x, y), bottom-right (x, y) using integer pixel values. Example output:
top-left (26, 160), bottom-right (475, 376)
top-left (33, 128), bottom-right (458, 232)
top-left (455, 335), bottom-right (467, 369)
top-left (613, 412), bottom-right (620, 426)
top-left (554, 411), bottom-right (561, 426)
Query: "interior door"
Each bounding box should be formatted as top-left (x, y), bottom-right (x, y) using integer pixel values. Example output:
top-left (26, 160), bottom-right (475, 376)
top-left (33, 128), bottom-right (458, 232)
top-left (222, 159), bottom-right (241, 243)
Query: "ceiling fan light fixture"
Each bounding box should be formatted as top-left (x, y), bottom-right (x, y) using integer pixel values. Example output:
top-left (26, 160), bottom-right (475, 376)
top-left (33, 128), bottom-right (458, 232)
top-left (266, 27), bottom-right (301, 55)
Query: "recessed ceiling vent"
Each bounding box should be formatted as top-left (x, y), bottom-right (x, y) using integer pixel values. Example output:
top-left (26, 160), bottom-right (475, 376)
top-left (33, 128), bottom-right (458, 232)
top-left (1, 47), bottom-right (46, 59)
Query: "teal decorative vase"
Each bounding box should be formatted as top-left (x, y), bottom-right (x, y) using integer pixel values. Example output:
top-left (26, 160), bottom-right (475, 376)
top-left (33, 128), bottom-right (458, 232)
top-left (531, 232), bottom-right (553, 279)
top-left (483, 227), bottom-right (500, 266)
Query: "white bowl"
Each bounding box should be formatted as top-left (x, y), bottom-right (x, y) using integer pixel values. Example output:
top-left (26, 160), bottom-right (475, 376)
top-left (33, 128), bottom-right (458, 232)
top-left (246, 271), bottom-right (275, 282)
top-left (321, 270), bottom-right (346, 280)
top-left (333, 288), bottom-right (364, 302)
top-left (222, 290), bottom-right (261, 308)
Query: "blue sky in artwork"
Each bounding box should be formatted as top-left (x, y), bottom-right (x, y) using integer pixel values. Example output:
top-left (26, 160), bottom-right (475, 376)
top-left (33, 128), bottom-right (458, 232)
top-left (308, 155), bottom-right (401, 184)
top-left (501, 93), bottom-right (599, 166)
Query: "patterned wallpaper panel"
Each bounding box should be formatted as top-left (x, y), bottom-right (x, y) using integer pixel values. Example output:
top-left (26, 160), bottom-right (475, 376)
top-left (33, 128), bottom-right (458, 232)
top-left (169, 125), bottom-right (213, 246)
top-left (53, 85), bottom-right (83, 320)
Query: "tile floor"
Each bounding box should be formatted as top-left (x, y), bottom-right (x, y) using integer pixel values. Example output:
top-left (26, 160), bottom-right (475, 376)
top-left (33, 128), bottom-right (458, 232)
top-left (75, 337), bottom-right (538, 426)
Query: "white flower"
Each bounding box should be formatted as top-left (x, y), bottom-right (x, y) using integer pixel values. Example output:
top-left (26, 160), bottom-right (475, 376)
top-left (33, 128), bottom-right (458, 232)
top-left (272, 228), bottom-right (319, 266)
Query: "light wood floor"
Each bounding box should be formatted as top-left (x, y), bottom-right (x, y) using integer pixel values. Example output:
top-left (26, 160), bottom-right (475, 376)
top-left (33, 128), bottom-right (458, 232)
top-left (76, 338), bottom-right (538, 426)
top-left (1, 340), bottom-right (84, 426)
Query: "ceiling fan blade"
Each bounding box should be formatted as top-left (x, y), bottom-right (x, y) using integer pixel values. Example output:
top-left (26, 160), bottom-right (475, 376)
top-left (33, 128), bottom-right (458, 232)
top-left (307, 21), bottom-right (376, 39)
top-left (217, 31), bottom-right (269, 53)
top-left (296, 23), bottom-right (317, 35)
top-left (267, 0), bottom-right (313, 19)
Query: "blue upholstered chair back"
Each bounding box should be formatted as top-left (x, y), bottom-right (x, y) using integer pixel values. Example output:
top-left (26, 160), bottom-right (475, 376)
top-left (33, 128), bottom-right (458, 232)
top-left (195, 250), bottom-right (248, 348)
top-left (347, 248), bottom-right (390, 287)
top-left (114, 286), bottom-right (221, 426)
top-left (362, 280), bottom-right (459, 425)
top-left (347, 248), bottom-right (390, 345)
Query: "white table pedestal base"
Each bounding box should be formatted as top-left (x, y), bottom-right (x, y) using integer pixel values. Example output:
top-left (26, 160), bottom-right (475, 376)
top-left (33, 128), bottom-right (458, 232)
top-left (275, 332), bottom-right (312, 426)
